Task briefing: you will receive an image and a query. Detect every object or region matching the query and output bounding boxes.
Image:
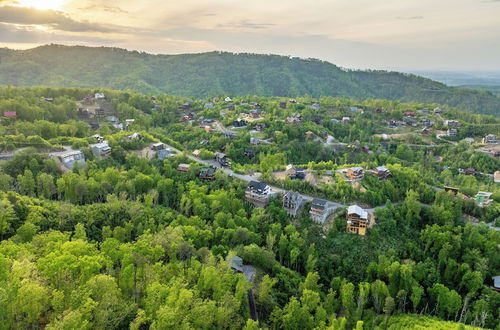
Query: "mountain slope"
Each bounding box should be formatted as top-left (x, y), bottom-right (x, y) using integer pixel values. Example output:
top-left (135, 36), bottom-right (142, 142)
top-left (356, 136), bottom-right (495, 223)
top-left (0, 44), bottom-right (499, 116)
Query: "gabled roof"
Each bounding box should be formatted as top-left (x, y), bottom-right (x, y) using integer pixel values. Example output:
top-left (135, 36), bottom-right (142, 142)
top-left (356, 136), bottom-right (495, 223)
top-left (375, 166), bottom-right (389, 172)
top-left (3, 111), bottom-right (16, 117)
top-left (312, 198), bottom-right (327, 206)
top-left (347, 205), bottom-right (368, 219)
top-left (248, 181), bottom-right (269, 193)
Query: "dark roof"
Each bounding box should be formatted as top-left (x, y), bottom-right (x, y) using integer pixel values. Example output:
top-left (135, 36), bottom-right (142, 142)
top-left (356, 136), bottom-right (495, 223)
top-left (312, 198), bottom-right (327, 206)
top-left (248, 181), bottom-right (269, 193)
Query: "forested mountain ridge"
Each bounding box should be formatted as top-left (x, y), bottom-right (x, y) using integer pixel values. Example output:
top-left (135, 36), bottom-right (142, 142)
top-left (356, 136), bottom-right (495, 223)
top-left (0, 44), bottom-right (499, 116)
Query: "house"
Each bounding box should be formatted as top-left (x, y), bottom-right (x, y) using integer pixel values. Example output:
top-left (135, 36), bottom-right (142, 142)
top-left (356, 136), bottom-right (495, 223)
top-left (285, 114), bottom-right (301, 124)
top-left (227, 255), bottom-right (255, 282)
top-left (192, 149), bottom-right (201, 157)
top-left (224, 97), bottom-right (232, 102)
top-left (422, 119), bottom-right (433, 127)
top-left (346, 167), bottom-right (364, 181)
top-left (44, 97), bottom-right (54, 102)
top-left (420, 127), bottom-right (431, 135)
top-left (447, 129), bottom-right (458, 137)
top-left (283, 191), bottom-right (303, 217)
top-left (204, 102), bottom-right (214, 109)
top-left (309, 198), bottom-right (333, 223)
top-left (494, 171), bottom-right (500, 183)
top-left (373, 166), bottom-right (391, 180)
top-left (285, 165), bottom-right (305, 179)
top-left (405, 119), bottom-right (417, 127)
top-left (475, 192), bottom-right (493, 207)
top-left (250, 137), bottom-right (260, 145)
top-left (227, 104), bottom-right (236, 111)
top-left (250, 109), bottom-right (263, 118)
top-left (57, 150), bottom-right (86, 170)
top-left (233, 118), bottom-right (247, 127)
top-left (310, 103), bottom-right (320, 110)
top-left (255, 123), bottom-right (267, 131)
top-left (91, 143), bottom-right (111, 158)
top-left (492, 276), bottom-right (500, 292)
top-left (305, 131), bottom-right (314, 138)
top-left (3, 111), bottom-right (17, 118)
top-left (289, 99), bottom-right (297, 104)
top-left (244, 149), bottom-right (256, 158)
top-left (127, 133), bottom-right (142, 140)
top-left (94, 92), bottom-right (105, 99)
top-left (342, 117), bottom-right (350, 123)
top-left (197, 168), bottom-right (216, 180)
top-left (177, 163), bottom-right (191, 172)
top-left (444, 187), bottom-right (460, 195)
top-left (279, 102), bottom-right (287, 109)
top-left (245, 181), bottom-right (272, 207)
top-left (403, 111), bottom-right (416, 117)
top-left (462, 137), bottom-right (475, 143)
top-left (151, 142), bottom-right (165, 151)
top-left (444, 120), bottom-right (460, 128)
top-left (157, 149), bottom-right (172, 160)
top-left (214, 152), bottom-right (230, 167)
top-left (465, 168), bottom-right (476, 175)
top-left (223, 131), bottom-right (236, 138)
top-left (483, 134), bottom-right (499, 144)
top-left (125, 119), bottom-right (135, 126)
top-left (346, 205), bottom-right (369, 236)
top-left (434, 107), bottom-right (443, 114)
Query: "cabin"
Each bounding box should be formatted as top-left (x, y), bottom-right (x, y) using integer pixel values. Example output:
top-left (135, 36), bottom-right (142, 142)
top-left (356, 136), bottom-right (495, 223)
top-left (197, 168), bottom-right (216, 180)
top-left (464, 168), bottom-right (476, 175)
top-left (214, 152), bottom-right (230, 167)
top-left (346, 167), bottom-right (364, 181)
top-left (255, 123), bottom-right (267, 131)
top-left (95, 92), bottom-right (105, 99)
top-left (204, 102), bottom-right (214, 109)
top-left (151, 142), bottom-right (165, 151)
top-left (58, 150), bottom-right (85, 170)
top-left (305, 131), bottom-right (314, 138)
top-left (444, 120), bottom-right (460, 128)
top-left (250, 109), bottom-right (263, 118)
top-left (434, 107), bottom-right (443, 114)
top-left (494, 171), bottom-right (500, 183)
top-left (250, 137), bottom-right (260, 145)
top-left (346, 205), bottom-right (369, 235)
top-left (279, 102), bottom-right (287, 109)
top-left (447, 129), bottom-right (458, 137)
top-left (483, 134), bottom-right (499, 144)
top-left (310, 103), bottom-right (320, 110)
top-left (233, 119), bottom-right (247, 127)
top-left (92, 134), bottom-right (104, 143)
top-left (283, 191), bottom-right (303, 217)
top-left (373, 166), bottom-right (391, 180)
top-left (309, 198), bottom-right (332, 223)
top-left (420, 127), bottom-right (431, 135)
top-left (91, 143), bottom-right (111, 158)
top-left (493, 276), bottom-right (500, 292)
top-left (192, 149), bottom-right (201, 158)
top-left (403, 111), bottom-right (416, 117)
top-left (422, 119), bottom-right (432, 127)
top-left (223, 131), bottom-right (236, 139)
top-left (285, 165), bottom-right (305, 180)
top-left (245, 181), bottom-right (271, 207)
top-left (342, 117), bottom-right (350, 123)
top-left (127, 133), bottom-right (142, 140)
top-left (475, 192), bottom-right (493, 207)
top-left (177, 163), bottom-right (191, 172)
top-left (244, 149), bottom-right (256, 158)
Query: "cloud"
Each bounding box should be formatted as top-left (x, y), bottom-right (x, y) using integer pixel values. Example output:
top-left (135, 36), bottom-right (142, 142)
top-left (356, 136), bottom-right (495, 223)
top-left (78, 5), bottom-right (128, 14)
top-left (216, 20), bottom-right (275, 30)
top-left (396, 16), bottom-right (424, 20)
top-left (0, 5), bottom-right (117, 32)
top-left (0, 22), bottom-right (120, 43)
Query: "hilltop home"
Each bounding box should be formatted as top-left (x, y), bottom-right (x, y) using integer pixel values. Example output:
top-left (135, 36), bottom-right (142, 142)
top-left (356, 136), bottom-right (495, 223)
top-left (233, 118), bottom-right (247, 127)
top-left (244, 149), bottom-right (256, 158)
top-left (157, 149), bottom-right (172, 160)
top-left (245, 181), bottom-right (271, 207)
top-left (204, 102), bottom-right (214, 109)
top-left (346, 167), bottom-right (364, 181)
top-left (309, 198), bottom-right (332, 223)
top-left (279, 102), bottom-right (287, 109)
top-left (342, 116), bottom-right (350, 123)
top-left (214, 152), bottom-right (230, 167)
top-left (283, 191), bottom-right (303, 217)
top-left (94, 92), bottom-right (105, 99)
top-left (58, 150), bottom-right (85, 170)
top-left (483, 134), bottom-right (499, 144)
top-left (92, 134), bottom-right (104, 143)
top-left (151, 142), bottom-right (165, 151)
top-left (444, 120), bottom-right (460, 128)
top-left (197, 168), bottom-right (216, 181)
top-left (403, 111), bottom-right (416, 116)
top-left (285, 165), bottom-right (305, 180)
top-left (434, 107), bottom-right (443, 114)
top-left (447, 128), bottom-right (458, 137)
top-left (444, 187), bottom-right (460, 195)
top-left (91, 142), bottom-right (111, 158)
top-left (475, 191), bottom-right (493, 207)
top-left (373, 166), bottom-right (391, 180)
top-left (346, 205), bottom-right (369, 235)
top-left (177, 163), bottom-right (191, 172)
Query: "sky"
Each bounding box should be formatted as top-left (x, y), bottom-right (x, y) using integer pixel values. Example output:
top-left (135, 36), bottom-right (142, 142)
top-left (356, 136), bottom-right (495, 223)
top-left (1, 0), bottom-right (500, 71)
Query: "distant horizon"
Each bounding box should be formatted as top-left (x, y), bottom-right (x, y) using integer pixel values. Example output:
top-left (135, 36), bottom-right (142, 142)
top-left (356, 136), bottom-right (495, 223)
top-left (4, 43), bottom-right (500, 76)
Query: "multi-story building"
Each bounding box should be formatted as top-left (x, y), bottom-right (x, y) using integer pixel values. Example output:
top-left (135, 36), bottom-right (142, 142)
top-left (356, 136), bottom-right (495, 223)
top-left (283, 191), bottom-right (303, 217)
top-left (245, 181), bottom-right (271, 207)
top-left (346, 205), bottom-right (369, 236)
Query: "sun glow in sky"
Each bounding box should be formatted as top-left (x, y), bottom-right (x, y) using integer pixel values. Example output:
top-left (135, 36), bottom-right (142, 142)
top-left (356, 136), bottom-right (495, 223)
top-left (15, 0), bottom-right (67, 11)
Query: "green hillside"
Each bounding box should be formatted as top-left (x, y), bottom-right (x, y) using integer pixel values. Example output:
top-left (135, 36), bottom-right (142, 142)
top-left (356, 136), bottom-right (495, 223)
top-left (0, 44), bottom-right (499, 116)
